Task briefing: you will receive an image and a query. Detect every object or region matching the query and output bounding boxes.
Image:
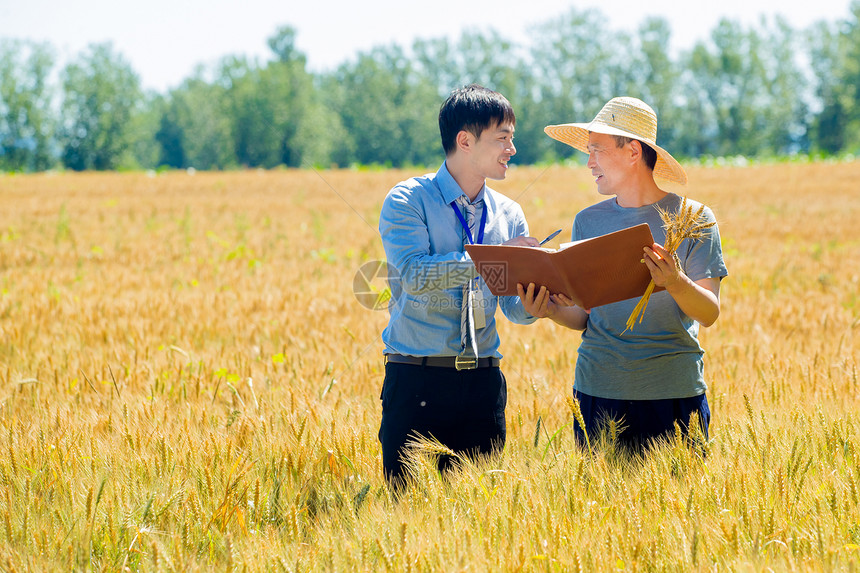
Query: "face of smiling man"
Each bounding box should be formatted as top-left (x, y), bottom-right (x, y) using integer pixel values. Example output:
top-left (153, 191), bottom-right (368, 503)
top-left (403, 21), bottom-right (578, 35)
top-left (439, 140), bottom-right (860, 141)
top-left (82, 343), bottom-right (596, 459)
top-left (469, 121), bottom-right (516, 181)
top-left (586, 131), bottom-right (634, 197)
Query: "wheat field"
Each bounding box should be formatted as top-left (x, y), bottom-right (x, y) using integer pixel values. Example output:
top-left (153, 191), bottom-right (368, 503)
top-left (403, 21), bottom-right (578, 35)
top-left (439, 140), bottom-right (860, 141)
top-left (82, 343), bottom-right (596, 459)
top-left (0, 162), bottom-right (858, 571)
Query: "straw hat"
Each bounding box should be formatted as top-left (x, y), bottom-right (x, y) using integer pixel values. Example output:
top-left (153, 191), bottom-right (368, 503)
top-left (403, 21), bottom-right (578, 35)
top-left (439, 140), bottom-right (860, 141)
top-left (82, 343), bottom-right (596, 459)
top-left (544, 97), bottom-right (687, 185)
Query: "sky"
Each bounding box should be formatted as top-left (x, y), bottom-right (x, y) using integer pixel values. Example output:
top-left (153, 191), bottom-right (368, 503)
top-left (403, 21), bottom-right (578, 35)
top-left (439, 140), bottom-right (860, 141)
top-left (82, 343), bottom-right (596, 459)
top-left (0, 0), bottom-right (854, 93)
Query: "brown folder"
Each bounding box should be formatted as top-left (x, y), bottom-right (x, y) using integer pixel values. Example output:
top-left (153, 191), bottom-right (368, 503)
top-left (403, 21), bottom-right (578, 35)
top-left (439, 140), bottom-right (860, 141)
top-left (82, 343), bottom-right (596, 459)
top-left (465, 223), bottom-right (661, 310)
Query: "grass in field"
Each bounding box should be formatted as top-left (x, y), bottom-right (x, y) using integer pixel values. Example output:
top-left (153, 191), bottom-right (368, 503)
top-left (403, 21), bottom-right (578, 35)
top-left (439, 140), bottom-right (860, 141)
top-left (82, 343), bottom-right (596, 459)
top-left (0, 163), bottom-right (858, 570)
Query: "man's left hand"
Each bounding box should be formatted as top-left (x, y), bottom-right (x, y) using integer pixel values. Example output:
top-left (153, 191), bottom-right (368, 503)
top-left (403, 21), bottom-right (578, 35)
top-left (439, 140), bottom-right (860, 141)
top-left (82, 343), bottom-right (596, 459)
top-left (642, 243), bottom-right (684, 288)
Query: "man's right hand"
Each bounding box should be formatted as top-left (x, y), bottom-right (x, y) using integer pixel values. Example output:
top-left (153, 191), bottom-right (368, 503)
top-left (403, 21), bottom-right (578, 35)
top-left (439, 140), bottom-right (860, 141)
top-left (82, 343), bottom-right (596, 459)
top-left (503, 236), bottom-right (540, 247)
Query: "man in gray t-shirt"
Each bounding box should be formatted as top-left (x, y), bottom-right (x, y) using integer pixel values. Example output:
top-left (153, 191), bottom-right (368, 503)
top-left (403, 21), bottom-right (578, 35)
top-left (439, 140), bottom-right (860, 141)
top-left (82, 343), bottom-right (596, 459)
top-left (519, 97), bottom-right (727, 452)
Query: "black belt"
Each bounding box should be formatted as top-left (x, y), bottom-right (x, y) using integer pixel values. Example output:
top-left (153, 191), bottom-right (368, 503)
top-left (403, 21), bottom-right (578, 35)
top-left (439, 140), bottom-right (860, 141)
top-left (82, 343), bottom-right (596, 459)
top-left (384, 354), bottom-right (501, 371)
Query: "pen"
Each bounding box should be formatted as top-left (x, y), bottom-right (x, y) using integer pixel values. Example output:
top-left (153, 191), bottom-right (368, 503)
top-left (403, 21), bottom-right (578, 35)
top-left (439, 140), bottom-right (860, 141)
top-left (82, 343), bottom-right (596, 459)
top-left (539, 229), bottom-right (563, 246)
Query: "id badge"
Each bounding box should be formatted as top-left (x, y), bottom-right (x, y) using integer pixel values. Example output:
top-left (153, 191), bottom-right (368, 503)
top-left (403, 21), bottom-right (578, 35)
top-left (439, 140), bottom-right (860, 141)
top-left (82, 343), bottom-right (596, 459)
top-left (472, 282), bottom-right (486, 330)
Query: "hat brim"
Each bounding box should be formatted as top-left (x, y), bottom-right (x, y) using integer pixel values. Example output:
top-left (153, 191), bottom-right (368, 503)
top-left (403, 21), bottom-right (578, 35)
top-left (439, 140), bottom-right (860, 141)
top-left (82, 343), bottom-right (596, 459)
top-left (544, 122), bottom-right (687, 185)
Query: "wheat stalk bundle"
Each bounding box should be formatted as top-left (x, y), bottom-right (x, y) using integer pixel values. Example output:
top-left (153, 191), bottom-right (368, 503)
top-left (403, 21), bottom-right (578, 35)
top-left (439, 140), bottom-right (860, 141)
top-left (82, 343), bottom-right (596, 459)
top-left (624, 196), bottom-right (716, 333)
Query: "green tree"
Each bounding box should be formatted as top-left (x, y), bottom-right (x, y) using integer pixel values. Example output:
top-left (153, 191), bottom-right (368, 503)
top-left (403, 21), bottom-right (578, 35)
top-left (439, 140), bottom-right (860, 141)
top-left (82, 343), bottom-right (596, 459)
top-left (807, 20), bottom-right (848, 154)
top-left (411, 31), bottom-right (545, 164)
top-left (625, 18), bottom-right (684, 157)
top-left (808, 2), bottom-right (860, 154)
top-left (411, 37), bottom-right (461, 98)
top-left (527, 8), bottom-right (621, 162)
top-left (680, 20), bottom-right (771, 157)
top-left (454, 31), bottom-right (523, 98)
top-left (845, 1), bottom-right (860, 150)
top-left (756, 17), bottom-right (810, 155)
top-left (220, 55), bottom-right (274, 167)
top-left (59, 43), bottom-right (142, 170)
top-left (681, 17), bottom-right (809, 158)
top-left (0, 17), bottom-right (848, 172)
top-left (220, 27), bottom-right (337, 168)
top-left (128, 90), bottom-right (164, 169)
top-left (156, 71), bottom-right (234, 170)
top-left (154, 93), bottom-right (186, 168)
top-left (0, 40), bottom-right (56, 171)
top-left (456, 30), bottom-right (547, 166)
top-left (326, 45), bottom-right (438, 167)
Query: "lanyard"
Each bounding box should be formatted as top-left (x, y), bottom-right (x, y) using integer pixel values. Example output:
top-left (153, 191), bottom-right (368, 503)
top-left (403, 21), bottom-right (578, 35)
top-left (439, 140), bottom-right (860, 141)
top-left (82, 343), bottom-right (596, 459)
top-left (450, 200), bottom-right (488, 245)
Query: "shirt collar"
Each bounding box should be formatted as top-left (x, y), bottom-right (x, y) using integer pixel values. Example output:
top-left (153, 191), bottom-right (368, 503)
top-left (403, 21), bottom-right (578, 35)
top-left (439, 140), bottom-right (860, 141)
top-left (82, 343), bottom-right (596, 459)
top-left (438, 161), bottom-right (487, 205)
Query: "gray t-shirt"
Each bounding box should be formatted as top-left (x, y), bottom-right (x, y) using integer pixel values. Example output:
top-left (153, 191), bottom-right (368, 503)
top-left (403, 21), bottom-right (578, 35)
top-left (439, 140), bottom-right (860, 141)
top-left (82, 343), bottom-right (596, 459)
top-left (573, 193), bottom-right (728, 400)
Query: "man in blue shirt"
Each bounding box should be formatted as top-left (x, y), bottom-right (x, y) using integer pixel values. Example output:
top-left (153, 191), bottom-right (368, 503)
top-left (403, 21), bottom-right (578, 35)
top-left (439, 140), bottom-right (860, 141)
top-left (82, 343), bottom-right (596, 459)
top-left (522, 97), bottom-right (728, 454)
top-left (378, 84), bottom-right (539, 489)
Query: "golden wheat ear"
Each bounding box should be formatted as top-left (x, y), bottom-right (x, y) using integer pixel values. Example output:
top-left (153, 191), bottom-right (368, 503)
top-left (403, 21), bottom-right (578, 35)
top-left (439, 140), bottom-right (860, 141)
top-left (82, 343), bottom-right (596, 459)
top-left (625, 197), bottom-right (714, 332)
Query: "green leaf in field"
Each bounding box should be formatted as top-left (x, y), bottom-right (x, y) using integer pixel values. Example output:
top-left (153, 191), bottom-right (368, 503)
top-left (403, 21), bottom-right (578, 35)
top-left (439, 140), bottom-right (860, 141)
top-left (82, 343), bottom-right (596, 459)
top-left (1, 227), bottom-right (19, 242)
top-left (353, 483), bottom-right (371, 513)
top-left (310, 248), bottom-right (337, 263)
top-left (206, 231), bottom-right (230, 248)
top-left (375, 287), bottom-right (392, 307)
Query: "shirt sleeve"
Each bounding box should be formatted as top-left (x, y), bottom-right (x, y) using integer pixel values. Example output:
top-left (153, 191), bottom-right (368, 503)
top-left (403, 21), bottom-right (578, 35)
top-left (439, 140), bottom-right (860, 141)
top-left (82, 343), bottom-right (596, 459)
top-left (680, 206), bottom-right (728, 281)
top-left (379, 186), bottom-right (477, 295)
top-left (497, 203), bottom-right (538, 325)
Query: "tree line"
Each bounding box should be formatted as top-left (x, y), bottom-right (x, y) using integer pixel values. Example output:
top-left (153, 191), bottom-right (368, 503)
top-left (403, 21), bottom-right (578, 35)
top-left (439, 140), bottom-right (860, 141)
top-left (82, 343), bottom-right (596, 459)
top-left (1, 4), bottom-right (859, 173)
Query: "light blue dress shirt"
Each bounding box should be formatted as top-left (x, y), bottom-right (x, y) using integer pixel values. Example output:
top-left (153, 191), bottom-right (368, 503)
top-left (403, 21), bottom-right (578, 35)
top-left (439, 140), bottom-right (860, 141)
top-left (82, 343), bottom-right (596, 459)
top-left (379, 161), bottom-right (537, 358)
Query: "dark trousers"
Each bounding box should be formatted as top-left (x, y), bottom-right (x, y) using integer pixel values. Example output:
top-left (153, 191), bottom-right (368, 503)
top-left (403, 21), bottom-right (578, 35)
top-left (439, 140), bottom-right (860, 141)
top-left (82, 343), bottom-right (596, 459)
top-left (378, 362), bottom-right (507, 489)
top-left (573, 389), bottom-right (710, 453)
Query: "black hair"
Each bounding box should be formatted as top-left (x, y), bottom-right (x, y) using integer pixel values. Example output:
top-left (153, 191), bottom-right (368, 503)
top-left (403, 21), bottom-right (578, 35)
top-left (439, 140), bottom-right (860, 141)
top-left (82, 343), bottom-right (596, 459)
top-left (438, 84), bottom-right (516, 155)
top-left (613, 135), bottom-right (658, 170)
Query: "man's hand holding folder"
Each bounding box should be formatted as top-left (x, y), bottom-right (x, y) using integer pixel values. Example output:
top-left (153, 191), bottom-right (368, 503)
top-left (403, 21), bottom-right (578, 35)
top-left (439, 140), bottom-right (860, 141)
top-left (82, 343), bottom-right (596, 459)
top-left (466, 223), bottom-right (661, 310)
